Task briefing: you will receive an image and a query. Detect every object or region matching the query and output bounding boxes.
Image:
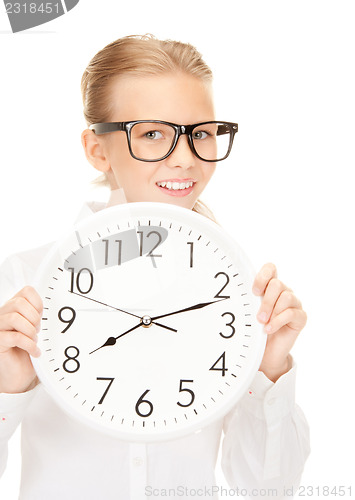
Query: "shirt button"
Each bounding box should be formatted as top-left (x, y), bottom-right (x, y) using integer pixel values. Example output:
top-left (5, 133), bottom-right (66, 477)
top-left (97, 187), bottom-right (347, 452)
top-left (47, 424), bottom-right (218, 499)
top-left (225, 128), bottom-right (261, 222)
top-left (267, 398), bottom-right (276, 406)
top-left (133, 457), bottom-right (144, 467)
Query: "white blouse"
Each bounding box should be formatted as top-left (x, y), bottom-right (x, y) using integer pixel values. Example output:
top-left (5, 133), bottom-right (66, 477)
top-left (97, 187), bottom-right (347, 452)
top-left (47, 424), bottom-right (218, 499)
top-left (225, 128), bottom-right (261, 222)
top-left (0, 202), bottom-right (310, 500)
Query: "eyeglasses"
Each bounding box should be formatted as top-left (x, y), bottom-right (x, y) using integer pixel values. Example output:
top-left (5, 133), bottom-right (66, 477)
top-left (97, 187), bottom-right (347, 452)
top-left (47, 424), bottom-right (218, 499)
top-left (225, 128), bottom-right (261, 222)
top-left (89, 120), bottom-right (238, 162)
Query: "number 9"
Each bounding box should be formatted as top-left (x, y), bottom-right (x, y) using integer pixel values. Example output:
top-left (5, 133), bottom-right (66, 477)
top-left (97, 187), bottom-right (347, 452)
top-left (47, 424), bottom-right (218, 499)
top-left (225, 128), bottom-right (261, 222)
top-left (58, 306), bottom-right (76, 333)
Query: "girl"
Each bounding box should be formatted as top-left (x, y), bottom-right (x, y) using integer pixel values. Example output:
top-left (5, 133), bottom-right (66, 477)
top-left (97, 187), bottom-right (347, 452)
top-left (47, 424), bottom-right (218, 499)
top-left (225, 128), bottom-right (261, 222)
top-left (0, 35), bottom-right (309, 499)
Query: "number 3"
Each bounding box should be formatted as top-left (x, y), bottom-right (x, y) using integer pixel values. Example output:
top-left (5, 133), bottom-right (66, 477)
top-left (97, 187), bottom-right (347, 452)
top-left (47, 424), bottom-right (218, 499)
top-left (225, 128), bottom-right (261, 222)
top-left (219, 312), bottom-right (236, 338)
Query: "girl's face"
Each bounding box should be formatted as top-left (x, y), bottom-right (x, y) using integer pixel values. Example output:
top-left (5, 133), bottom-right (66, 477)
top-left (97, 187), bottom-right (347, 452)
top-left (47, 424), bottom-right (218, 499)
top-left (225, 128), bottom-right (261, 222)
top-left (87, 73), bottom-right (216, 210)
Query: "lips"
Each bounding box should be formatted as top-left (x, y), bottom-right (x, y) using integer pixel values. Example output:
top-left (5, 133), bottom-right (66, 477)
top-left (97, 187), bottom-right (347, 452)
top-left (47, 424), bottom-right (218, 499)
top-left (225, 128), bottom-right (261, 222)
top-left (156, 179), bottom-right (196, 197)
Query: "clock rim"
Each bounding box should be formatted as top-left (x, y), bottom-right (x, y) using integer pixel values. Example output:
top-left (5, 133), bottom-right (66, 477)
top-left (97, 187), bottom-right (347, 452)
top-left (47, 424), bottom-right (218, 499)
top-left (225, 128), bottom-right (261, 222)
top-left (31, 201), bottom-right (266, 443)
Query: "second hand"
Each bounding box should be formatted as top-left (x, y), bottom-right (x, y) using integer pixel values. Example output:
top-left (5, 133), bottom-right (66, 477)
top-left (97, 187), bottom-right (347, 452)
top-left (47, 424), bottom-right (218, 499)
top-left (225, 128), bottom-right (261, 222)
top-left (70, 291), bottom-right (177, 332)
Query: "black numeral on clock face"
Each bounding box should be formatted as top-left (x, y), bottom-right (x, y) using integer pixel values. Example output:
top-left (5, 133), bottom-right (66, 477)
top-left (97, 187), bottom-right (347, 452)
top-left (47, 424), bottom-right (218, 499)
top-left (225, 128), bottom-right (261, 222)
top-left (137, 231), bottom-right (163, 259)
top-left (214, 272), bottom-right (230, 299)
top-left (58, 307), bottom-right (76, 333)
top-left (187, 242), bottom-right (194, 268)
top-left (209, 352), bottom-right (228, 376)
top-left (102, 239), bottom-right (122, 266)
top-left (68, 267), bottom-right (94, 295)
top-left (177, 379), bottom-right (195, 407)
top-left (96, 377), bottom-right (115, 404)
top-left (219, 312), bottom-right (236, 338)
top-left (135, 389), bottom-right (154, 417)
top-left (63, 346), bottom-right (80, 373)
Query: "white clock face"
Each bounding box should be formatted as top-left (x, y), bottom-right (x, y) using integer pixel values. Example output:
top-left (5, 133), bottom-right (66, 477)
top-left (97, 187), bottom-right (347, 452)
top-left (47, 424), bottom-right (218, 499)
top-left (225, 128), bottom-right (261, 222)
top-left (32, 202), bottom-right (266, 442)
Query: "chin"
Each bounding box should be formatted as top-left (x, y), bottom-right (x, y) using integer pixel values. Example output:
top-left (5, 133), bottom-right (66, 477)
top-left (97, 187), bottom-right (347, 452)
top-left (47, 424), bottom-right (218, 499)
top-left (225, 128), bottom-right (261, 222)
top-left (158, 196), bottom-right (196, 210)
top-left (127, 191), bottom-right (197, 210)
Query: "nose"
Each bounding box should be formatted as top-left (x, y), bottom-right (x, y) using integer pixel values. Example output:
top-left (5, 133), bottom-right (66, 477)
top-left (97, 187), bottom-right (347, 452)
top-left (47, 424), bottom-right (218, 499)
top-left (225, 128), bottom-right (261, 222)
top-left (165, 134), bottom-right (196, 169)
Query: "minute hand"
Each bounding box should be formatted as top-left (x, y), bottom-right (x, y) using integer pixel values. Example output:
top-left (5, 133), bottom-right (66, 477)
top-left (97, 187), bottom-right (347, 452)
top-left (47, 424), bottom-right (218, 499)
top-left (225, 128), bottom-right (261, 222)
top-left (151, 298), bottom-right (228, 321)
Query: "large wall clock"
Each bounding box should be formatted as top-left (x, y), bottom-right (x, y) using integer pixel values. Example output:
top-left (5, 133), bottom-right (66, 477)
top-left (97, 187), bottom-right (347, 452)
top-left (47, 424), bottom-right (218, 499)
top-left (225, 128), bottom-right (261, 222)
top-left (32, 202), bottom-right (266, 442)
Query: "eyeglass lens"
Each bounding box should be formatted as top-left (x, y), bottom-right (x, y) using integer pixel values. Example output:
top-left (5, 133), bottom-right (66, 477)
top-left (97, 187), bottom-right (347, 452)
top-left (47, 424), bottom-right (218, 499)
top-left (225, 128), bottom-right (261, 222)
top-left (130, 122), bottom-right (232, 161)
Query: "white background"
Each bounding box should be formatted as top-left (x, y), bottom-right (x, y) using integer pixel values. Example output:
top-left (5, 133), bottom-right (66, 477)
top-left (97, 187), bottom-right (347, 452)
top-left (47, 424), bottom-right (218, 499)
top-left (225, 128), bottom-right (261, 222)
top-left (1, 0), bottom-right (354, 498)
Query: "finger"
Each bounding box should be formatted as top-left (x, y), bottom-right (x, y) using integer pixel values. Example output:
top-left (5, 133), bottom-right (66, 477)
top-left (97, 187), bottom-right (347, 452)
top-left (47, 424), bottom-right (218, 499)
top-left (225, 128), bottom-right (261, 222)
top-left (252, 263), bottom-right (278, 296)
top-left (271, 290), bottom-right (302, 318)
top-left (2, 296), bottom-right (42, 331)
top-left (0, 330), bottom-right (41, 357)
top-left (0, 312), bottom-right (38, 339)
top-left (14, 286), bottom-right (43, 315)
top-left (265, 308), bottom-right (307, 335)
top-left (257, 278), bottom-right (288, 324)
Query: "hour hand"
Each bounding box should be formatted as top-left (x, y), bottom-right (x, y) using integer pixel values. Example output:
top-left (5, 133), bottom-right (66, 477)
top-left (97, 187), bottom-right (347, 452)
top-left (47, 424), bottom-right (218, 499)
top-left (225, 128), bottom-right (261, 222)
top-left (89, 316), bottom-right (178, 355)
top-left (89, 323), bottom-right (142, 354)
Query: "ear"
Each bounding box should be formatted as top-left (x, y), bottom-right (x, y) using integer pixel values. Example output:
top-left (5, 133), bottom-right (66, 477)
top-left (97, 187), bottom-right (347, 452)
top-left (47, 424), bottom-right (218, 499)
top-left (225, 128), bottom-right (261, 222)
top-left (81, 129), bottom-right (111, 173)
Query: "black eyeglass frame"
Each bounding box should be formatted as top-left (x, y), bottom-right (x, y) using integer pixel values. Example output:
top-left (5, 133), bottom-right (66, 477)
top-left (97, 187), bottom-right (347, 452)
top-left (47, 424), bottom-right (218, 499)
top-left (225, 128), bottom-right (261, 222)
top-left (89, 120), bottom-right (238, 163)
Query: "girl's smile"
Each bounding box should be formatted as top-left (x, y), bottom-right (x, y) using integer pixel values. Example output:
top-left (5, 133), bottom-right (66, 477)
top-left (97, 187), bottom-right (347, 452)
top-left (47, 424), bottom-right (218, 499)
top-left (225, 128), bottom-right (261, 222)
top-left (155, 178), bottom-right (196, 197)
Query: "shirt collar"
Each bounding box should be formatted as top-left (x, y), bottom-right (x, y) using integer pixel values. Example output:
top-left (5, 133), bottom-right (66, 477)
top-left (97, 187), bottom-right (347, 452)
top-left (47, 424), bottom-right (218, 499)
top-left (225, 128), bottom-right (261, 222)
top-left (74, 201), bottom-right (106, 224)
top-left (74, 189), bottom-right (128, 224)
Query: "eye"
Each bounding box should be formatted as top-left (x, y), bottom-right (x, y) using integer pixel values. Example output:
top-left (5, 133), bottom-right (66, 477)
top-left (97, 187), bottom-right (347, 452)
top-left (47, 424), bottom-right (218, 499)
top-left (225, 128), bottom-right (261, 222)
top-left (144, 130), bottom-right (164, 140)
top-left (192, 130), bottom-right (209, 140)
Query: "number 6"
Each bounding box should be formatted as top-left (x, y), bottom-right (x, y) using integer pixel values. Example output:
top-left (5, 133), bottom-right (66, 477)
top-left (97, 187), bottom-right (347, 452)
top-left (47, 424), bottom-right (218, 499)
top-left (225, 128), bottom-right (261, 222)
top-left (135, 389), bottom-right (153, 417)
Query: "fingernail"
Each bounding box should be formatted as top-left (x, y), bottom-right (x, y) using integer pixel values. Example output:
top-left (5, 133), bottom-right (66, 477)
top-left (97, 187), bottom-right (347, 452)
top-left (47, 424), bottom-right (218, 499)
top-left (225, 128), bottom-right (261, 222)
top-left (34, 347), bottom-right (41, 357)
top-left (265, 324), bottom-right (272, 333)
top-left (253, 287), bottom-right (262, 296)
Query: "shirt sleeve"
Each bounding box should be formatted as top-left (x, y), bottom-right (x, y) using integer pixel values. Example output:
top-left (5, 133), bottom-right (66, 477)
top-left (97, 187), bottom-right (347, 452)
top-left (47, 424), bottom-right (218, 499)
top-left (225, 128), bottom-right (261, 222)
top-left (0, 250), bottom-right (50, 479)
top-left (0, 242), bottom-right (55, 305)
top-left (221, 359), bottom-right (310, 499)
top-left (0, 387), bottom-right (40, 478)
top-left (0, 255), bottom-right (23, 305)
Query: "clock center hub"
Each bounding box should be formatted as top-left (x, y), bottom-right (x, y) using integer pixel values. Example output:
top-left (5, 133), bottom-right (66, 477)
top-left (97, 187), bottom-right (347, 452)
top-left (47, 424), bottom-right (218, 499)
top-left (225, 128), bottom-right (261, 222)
top-left (141, 315), bottom-right (153, 328)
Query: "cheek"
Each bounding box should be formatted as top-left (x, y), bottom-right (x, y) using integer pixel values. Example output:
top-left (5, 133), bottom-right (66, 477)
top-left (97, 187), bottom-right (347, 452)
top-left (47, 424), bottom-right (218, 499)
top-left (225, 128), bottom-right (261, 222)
top-left (112, 164), bottom-right (153, 193)
top-left (107, 135), bottom-right (132, 164)
top-left (202, 164), bottom-right (216, 185)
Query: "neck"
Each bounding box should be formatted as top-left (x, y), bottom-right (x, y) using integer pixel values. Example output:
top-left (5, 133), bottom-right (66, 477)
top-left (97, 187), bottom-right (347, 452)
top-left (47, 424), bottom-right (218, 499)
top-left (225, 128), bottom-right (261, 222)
top-left (107, 188), bottom-right (128, 207)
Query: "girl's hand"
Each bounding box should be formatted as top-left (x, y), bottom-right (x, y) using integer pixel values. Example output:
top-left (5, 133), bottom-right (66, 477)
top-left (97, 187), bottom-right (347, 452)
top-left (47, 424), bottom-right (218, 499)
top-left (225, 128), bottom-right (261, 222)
top-left (253, 263), bottom-right (307, 382)
top-left (0, 286), bottom-right (42, 394)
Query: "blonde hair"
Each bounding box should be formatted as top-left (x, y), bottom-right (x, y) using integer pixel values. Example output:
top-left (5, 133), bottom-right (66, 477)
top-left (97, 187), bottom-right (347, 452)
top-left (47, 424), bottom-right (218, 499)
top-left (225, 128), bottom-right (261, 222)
top-left (81, 34), bottom-right (217, 222)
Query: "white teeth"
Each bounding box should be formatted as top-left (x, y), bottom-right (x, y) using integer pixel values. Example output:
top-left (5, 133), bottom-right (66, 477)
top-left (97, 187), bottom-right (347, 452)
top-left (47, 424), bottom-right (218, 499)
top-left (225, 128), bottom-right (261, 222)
top-left (157, 181), bottom-right (194, 190)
